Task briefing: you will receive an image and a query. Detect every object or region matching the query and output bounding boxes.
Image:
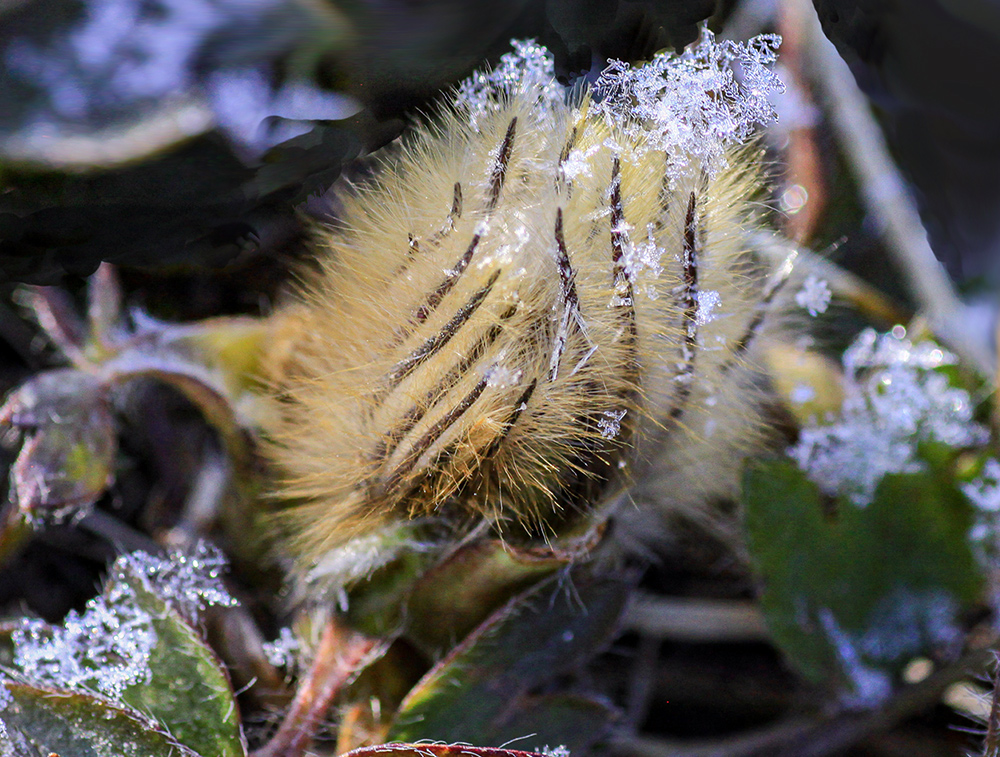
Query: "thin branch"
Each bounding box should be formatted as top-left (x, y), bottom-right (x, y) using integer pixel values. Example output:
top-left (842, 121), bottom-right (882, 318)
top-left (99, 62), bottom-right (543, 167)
top-left (795, 0), bottom-right (994, 376)
top-left (610, 635), bottom-right (997, 757)
top-left (251, 616), bottom-right (380, 757)
top-left (624, 593), bottom-right (769, 643)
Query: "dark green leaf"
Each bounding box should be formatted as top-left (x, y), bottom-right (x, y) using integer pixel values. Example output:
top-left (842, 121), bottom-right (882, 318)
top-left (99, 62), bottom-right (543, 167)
top-left (744, 457), bottom-right (982, 704)
top-left (389, 565), bottom-right (627, 745)
top-left (113, 560), bottom-right (247, 757)
top-left (0, 681), bottom-right (201, 757)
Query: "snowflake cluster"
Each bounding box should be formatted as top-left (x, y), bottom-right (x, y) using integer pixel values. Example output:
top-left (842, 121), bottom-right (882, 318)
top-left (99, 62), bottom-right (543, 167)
top-left (10, 542), bottom-right (235, 700)
top-left (455, 32), bottom-right (783, 182)
top-left (591, 30), bottom-right (783, 181)
top-left (789, 328), bottom-right (987, 506)
top-left (795, 275), bottom-right (832, 316)
top-left (454, 39), bottom-right (563, 130)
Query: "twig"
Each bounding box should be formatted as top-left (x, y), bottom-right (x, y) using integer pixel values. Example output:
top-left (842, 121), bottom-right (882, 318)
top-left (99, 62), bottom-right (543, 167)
top-left (610, 634), bottom-right (997, 757)
top-left (624, 593), bottom-right (769, 643)
top-left (251, 616), bottom-right (379, 757)
top-left (623, 633), bottom-right (661, 731)
top-left (795, 0), bottom-right (995, 376)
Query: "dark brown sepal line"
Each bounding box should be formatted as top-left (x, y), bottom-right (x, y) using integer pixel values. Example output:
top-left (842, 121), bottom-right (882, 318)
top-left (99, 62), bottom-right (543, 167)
top-left (669, 190), bottom-right (700, 421)
top-left (609, 157), bottom-right (635, 311)
top-left (414, 232), bottom-right (481, 325)
top-left (486, 117), bottom-right (517, 211)
top-left (724, 265), bottom-right (792, 369)
top-left (556, 126), bottom-right (579, 191)
top-left (378, 373), bottom-right (490, 497)
top-left (428, 182), bottom-right (464, 246)
top-left (390, 267), bottom-right (502, 387)
top-left (482, 378), bottom-right (538, 460)
top-left (376, 303), bottom-right (517, 461)
top-left (549, 208), bottom-right (585, 381)
top-left (609, 157), bottom-right (639, 379)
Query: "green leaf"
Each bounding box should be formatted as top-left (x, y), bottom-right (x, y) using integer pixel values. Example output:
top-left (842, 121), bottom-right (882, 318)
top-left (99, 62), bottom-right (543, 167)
top-left (0, 681), bottom-right (200, 757)
top-left (112, 560), bottom-right (247, 757)
top-left (744, 457), bottom-right (983, 703)
top-left (405, 539), bottom-right (574, 653)
top-left (388, 565), bottom-right (627, 746)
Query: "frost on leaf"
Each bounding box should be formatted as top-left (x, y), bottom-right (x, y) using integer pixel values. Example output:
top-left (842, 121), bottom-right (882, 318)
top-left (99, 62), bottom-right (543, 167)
top-left (794, 275), bottom-right (831, 316)
top-left (789, 328), bottom-right (987, 506)
top-left (11, 541), bottom-right (235, 700)
top-left (591, 30), bottom-right (783, 181)
top-left (962, 458), bottom-right (1000, 564)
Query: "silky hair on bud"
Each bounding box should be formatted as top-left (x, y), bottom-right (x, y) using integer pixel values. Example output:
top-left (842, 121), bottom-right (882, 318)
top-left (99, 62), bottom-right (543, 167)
top-left (263, 34), bottom-right (788, 584)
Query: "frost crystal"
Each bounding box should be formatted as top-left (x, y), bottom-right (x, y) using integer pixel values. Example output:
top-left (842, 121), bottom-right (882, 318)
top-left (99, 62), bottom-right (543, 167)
top-left (963, 458), bottom-right (1000, 564)
top-left (11, 541), bottom-right (235, 700)
top-left (794, 275), bottom-right (832, 316)
top-left (963, 459), bottom-right (1000, 512)
top-left (696, 290), bottom-right (722, 325)
top-left (597, 409), bottom-right (627, 439)
top-left (124, 539), bottom-right (237, 621)
top-left (455, 39), bottom-right (563, 130)
top-left (789, 328), bottom-right (988, 506)
top-left (621, 223), bottom-right (666, 300)
top-left (789, 383), bottom-right (816, 404)
top-left (592, 30), bottom-right (783, 180)
top-left (13, 573), bottom-right (158, 699)
top-left (263, 626), bottom-right (301, 669)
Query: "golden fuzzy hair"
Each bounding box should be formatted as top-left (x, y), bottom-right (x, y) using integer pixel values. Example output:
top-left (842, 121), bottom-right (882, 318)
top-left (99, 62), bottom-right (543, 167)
top-left (262, 38), bottom-right (786, 575)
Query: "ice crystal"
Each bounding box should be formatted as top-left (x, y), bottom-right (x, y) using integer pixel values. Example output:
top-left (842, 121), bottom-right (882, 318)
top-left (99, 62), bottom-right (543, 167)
top-left (794, 275), bottom-right (832, 316)
top-left (597, 409), bottom-right (627, 440)
top-left (963, 459), bottom-right (1000, 565)
top-left (789, 383), bottom-right (816, 404)
top-left (455, 39), bottom-right (563, 130)
top-left (455, 33), bottom-right (781, 177)
top-left (538, 747), bottom-right (571, 757)
top-left (263, 626), bottom-right (301, 669)
top-left (789, 328), bottom-right (987, 506)
top-left (591, 30), bottom-right (783, 180)
top-left (124, 539), bottom-right (237, 621)
top-left (621, 223), bottom-right (666, 300)
top-left (13, 574), bottom-right (158, 699)
top-left (696, 290), bottom-right (722, 325)
top-left (11, 541), bottom-right (234, 700)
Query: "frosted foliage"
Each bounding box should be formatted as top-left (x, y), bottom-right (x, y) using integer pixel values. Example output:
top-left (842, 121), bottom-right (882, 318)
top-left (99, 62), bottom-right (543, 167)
top-left (789, 328), bottom-right (988, 506)
top-left (963, 458), bottom-right (1000, 513)
top-left (963, 458), bottom-right (1000, 563)
top-left (125, 539), bottom-right (237, 621)
top-left (795, 275), bottom-right (832, 316)
top-left (13, 573), bottom-right (157, 699)
top-left (819, 589), bottom-right (960, 707)
top-left (455, 39), bottom-right (563, 130)
top-left (11, 542), bottom-right (235, 700)
top-left (592, 31), bottom-right (783, 180)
